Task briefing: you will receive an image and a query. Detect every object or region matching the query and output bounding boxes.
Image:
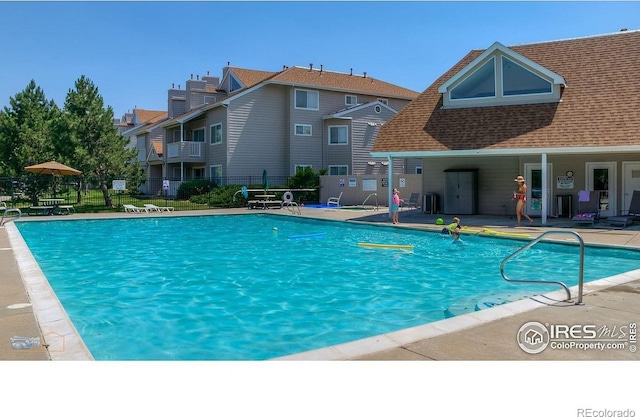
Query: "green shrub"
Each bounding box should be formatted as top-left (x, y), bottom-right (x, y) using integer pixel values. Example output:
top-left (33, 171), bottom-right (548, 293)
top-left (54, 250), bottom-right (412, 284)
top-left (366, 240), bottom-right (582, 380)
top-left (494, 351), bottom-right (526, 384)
top-left (176, 179), bottom-right (217, 200)
top-left (287, 167), bottom-right (323, 204)
top-left (189, 185), bottom-right (247, 208)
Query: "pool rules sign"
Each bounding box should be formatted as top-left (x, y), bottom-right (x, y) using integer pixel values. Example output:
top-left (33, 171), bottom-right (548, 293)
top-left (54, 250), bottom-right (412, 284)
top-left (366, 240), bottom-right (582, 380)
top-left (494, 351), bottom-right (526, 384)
top-left (112, 180), bottom-right (126, 191)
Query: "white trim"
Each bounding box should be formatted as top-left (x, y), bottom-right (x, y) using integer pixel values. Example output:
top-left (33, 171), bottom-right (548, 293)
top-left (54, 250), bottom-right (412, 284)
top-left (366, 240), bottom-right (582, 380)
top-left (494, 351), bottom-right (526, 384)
top-left (438, 42), bottom-right (566, 94)
top-left (294, 124), bottom-right (313, 136)
top-left (328, 125), bottom-right (349, 145)
top-left (294, 88), bottom-right (319, 111)
top-left (324, 100), bottom-right (397, 119)
top-left (371, 145), bottom-right (640, 158)
top-left (210, 123), bottom-right (222, 145)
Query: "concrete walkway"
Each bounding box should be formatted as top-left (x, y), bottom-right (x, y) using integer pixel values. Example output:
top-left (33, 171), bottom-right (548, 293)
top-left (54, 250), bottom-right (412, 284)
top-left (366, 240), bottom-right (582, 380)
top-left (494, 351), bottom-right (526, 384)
top-left (1, 207), bottom-right (639, 360)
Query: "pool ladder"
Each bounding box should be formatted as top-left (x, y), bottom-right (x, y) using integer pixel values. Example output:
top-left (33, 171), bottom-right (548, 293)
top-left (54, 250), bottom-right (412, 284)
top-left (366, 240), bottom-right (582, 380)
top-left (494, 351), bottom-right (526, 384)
top-left (1, 207), bottom-right (22, 227)
top-left (361, 193), bottom-right (379, 210)
top-left (500, 230), bottom-right (585, 305)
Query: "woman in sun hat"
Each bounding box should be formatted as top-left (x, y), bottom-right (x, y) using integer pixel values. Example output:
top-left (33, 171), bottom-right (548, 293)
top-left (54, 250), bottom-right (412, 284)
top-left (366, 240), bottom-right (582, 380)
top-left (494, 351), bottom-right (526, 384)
top-left (513, 175), bottom-right (533, 226)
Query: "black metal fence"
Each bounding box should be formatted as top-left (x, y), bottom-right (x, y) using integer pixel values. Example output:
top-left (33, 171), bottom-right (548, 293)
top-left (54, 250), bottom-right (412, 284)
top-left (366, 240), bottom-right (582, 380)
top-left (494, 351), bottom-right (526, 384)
top-left (1, 175), bottom-right (316, 213)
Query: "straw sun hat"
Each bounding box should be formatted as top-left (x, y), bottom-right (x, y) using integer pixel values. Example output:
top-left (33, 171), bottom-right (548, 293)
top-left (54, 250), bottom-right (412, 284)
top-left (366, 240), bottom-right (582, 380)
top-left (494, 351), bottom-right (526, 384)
top-left (514, 175), bottom-right (525, 182)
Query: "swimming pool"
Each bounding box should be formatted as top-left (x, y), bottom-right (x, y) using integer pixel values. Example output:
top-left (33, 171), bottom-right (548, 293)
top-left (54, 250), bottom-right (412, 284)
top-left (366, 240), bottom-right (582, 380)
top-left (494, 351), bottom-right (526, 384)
top-left (15, 214), bottom-right (640, 360)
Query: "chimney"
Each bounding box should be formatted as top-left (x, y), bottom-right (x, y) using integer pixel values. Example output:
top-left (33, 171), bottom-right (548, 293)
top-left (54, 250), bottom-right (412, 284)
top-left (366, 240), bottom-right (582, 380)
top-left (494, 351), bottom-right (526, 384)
top-left (197, 74), bottom-right (200, 80)
top-left (320, 64), bottom-right (323, 73)
top-left (350, 68), bottom-right (353, 76)
top-left (309, 63), bottom-right (313, 71)
top-left (363, 72), bottom-right (367, 78)
top-left (172, 83), bottom-right (175, 89)
top-left (190, 74), bottom-right (193, 80)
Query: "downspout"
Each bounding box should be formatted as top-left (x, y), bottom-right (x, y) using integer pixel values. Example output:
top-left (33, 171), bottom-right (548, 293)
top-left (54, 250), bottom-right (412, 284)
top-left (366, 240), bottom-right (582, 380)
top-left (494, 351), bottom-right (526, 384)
top-left (541, 153), bottom-right (548, 225)
top-left (387, 156), bottom-right (393, 219)
top-left (180, 122), bottom-right (184, 182)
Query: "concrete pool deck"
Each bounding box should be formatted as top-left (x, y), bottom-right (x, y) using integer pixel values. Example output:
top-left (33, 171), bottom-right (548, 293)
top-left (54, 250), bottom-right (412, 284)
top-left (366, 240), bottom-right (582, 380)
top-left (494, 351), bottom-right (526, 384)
top-left (1, 207), bottom-right (639, 360)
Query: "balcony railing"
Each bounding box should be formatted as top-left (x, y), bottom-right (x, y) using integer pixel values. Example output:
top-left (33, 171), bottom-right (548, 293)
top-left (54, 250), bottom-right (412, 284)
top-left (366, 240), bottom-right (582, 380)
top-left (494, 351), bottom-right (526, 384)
top-left (168, 141), bottom-right (202, 159)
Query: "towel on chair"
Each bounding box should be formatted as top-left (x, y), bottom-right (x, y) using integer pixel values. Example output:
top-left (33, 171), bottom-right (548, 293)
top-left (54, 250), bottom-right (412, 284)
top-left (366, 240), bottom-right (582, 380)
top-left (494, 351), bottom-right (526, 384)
top-left (578, 190), bottom-right (591, 202)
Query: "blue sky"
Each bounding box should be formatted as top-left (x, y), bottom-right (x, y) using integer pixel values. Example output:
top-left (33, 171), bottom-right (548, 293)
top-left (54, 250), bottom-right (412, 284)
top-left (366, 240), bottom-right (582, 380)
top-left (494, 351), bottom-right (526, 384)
top-left (1, 1), bottom-right (638, 120)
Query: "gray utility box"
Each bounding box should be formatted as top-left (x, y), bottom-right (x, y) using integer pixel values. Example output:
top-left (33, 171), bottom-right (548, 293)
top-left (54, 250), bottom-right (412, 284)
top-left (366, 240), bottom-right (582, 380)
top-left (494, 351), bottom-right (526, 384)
top-left (443, 169), bottom-right (478, 215)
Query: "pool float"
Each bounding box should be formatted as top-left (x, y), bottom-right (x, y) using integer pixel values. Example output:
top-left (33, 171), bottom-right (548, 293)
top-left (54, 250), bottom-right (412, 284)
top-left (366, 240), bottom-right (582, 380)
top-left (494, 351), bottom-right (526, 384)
top-left (358, 242), bottom-right (414, 250)
top-left (461, 226), bottom-right (483, 234)
top-left (287, 233), bottom-right (326, 240)
top-left (283, 191), bottom-right (294, 203)
top-left (241, 185), bottom-right (248, 199)
top-left (482, 228), bottom-right (530, 238)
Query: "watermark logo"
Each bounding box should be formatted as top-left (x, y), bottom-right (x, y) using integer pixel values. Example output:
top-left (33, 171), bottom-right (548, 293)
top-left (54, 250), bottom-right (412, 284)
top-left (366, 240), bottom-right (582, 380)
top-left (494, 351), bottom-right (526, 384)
top-left (10, 332), bottom-right (66, 353)
top-left (517, 321), bottom-right (550, 354)
top-left (517, 321), bottom-right (637, 354)
top-left (10, 336), bottom-right (41, 350)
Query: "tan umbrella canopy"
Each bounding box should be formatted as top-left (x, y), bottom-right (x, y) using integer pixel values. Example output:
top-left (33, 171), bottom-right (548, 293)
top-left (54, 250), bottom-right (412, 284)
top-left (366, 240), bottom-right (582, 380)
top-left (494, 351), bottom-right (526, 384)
top-left (25, 160), bottom-right (81, 176)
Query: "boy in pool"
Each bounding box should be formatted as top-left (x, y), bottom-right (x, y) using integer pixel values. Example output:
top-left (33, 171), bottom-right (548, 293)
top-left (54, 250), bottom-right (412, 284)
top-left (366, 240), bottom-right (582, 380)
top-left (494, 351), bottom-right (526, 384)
top-left (441, 216), bottom-right (461, 240)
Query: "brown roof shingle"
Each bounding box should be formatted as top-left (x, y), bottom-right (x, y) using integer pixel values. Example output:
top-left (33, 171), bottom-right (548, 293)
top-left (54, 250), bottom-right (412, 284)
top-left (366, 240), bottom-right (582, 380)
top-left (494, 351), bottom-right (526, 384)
top-left (373, 30), bottom-right (640, 154)
top-left (271, 66), bottom-right (419, 99)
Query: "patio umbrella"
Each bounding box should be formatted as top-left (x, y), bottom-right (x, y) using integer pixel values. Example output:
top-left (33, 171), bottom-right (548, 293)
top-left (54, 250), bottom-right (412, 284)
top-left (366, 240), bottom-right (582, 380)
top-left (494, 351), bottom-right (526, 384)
top-left (25, 160), bottom-right (81, 176)
top-left (262, 169), bottom-right (269, 191)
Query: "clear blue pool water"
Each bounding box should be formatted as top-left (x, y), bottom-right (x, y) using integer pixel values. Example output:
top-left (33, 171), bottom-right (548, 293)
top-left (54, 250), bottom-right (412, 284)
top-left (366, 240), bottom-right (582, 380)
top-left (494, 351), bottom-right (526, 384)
top-left (15, 214), bottom-right (640, 360)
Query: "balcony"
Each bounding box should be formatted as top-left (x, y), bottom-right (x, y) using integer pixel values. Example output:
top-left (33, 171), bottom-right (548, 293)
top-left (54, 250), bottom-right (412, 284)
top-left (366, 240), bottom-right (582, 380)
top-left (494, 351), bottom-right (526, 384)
top-left (167, 141), bottom-right (203, 161)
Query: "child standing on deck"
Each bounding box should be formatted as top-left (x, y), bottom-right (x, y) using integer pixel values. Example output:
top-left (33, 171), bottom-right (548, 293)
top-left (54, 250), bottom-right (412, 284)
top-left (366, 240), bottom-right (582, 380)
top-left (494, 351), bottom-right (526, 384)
top-left (391, 188), bottom-right (403, 224)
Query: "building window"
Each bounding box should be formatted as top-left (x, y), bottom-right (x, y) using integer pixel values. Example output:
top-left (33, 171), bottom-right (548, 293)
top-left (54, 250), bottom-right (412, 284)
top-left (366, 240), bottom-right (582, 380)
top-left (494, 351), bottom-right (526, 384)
top-left (230, 74), bottom-right (242, 92)
top-left (192, 128), bottom-right (205, 142)
top-left (295, 89), bottom-right (319, 110)
top-left (210, 123), bottom-right (222, 144)
top-left (415, 166), bottom-right (423, 175)
top-left (329, 165), bottom-right (348, 175)
top-left (210, 165), bottom-right (222, 185)
top-left (295, 164), bottom-right (312, 174)
top-left (295, 124), bottom-right (312, 136)
top-left (451, 57), bottom-right (496, 100)
top-left (172, 130), bottom-right (182, 142)
top-left (502, 56), bottom-right (552, 96)
top-left (329, 125), bottom-right (348, 145)
top-left (374, 105), bottom-right (382, 113)
top-left (345, 95), bottom-right (357, 106)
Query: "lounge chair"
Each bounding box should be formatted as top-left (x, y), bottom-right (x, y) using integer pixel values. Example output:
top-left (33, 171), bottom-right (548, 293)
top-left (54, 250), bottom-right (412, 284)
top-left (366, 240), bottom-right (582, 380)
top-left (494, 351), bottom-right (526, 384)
top-left (123, 204), bottom-right (148, 213)
top-left (144, 204), bottom-right (174, 212)
top-left (571, 190), bottom-right (600, 225)
top-left (327, 192), bottom-right (343, 208)
top-left (605, 190), bottom-right (640, 228)
top-left (401, 192), bottom-right (420, 210)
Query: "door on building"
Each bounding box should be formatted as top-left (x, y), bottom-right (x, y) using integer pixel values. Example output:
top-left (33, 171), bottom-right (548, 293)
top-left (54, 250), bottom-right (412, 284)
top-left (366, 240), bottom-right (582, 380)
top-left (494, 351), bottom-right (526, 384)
top-left (586, 162), bottom-right (616, 218)
top-left (622, 162), bottom-right (640, 213)
top-left (524, 163), bottom-right (552, 217)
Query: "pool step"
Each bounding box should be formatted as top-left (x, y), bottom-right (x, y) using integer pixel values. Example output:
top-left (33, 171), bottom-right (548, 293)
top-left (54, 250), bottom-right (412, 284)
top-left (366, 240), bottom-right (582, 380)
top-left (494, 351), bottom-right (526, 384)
top-left (443, 293), bottom-right (528, 318)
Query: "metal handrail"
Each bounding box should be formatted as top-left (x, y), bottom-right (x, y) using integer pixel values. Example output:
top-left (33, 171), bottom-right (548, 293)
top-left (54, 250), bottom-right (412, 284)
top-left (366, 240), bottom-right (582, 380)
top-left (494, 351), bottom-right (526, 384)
top-left (1, 208), bottom-right (22, 226)
top-left (361, 193), bottom-right (378, 210)
top-left (500, 230), bottom-right (585, 305)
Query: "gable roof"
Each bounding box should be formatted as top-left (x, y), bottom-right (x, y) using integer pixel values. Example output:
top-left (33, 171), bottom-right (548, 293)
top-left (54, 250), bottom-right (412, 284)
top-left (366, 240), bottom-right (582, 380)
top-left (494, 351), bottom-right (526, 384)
top-left (372, 30), bottom-right (640, 157)
top-left (437, 41), bottom-right (566, 94)
top-left (323, 100), bottom-right (398, 120)
top-left (135, 109), bottom-right (168, 124)
top-left (270, 66), bottom-right (419, 100)
top-left (160, 64), bottom-right (419, 128)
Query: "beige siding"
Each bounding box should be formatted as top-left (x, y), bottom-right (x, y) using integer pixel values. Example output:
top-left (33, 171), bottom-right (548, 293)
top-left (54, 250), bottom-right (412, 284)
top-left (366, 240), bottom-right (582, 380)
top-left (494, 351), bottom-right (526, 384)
top-left (227, 85), bottom-right (288, 177)
top-left (204, 108), bottom-right (227, 174)
top-left (289, 87), bottom-right (324, 173)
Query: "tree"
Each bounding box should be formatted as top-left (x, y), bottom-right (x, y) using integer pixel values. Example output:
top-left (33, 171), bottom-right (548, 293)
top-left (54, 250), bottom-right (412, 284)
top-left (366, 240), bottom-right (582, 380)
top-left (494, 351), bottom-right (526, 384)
top-left (0, 80), bottom-right (59, 176)
top-left (59, 76), bottom-right (138, 207)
